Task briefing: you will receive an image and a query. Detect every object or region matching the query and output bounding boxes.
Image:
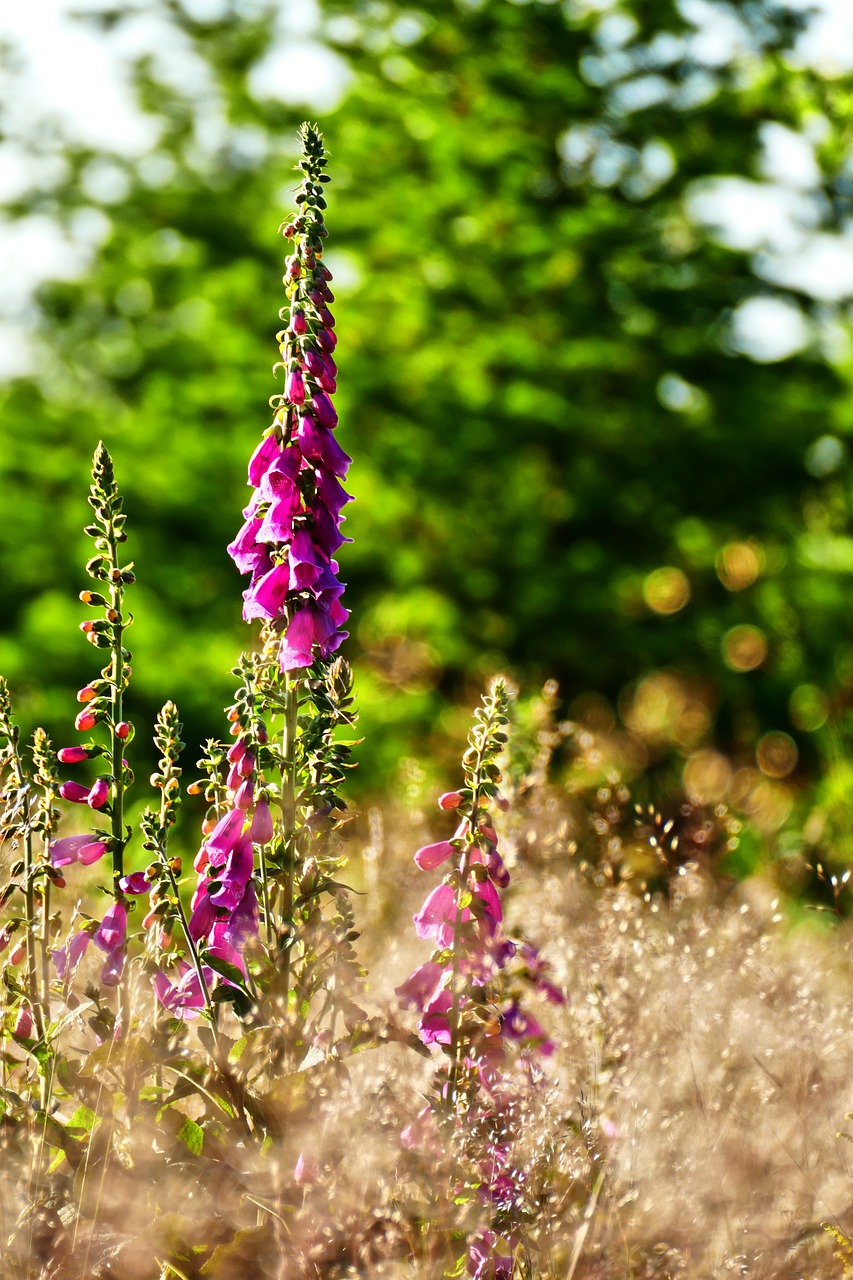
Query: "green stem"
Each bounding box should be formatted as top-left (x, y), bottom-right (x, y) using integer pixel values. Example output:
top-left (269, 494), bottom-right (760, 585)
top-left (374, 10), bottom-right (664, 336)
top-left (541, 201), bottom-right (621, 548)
top-left (164, 862), bottom-right (219, 1047)
top-left (446, 716), bottom-right (497, 1110)
top-left (279, 674), bottom-right (300, 1001)
top-left (108, 586), bottom-right (125, 879)
top-left (259, 844), bottom-right (273, 949)
top-left (23, 833), bottom-right (45, 1044)
top-left (39, 875), bottom-right (51, 1029)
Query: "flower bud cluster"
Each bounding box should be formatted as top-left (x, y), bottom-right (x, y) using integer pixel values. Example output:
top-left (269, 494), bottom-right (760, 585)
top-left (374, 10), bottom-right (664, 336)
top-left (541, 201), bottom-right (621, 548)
top-left (154, 669), bottom-right (271, 1017)
top-left (50, 443), bottom-right (135, 988)
top-left (228, 123), bottom-right (351, 671)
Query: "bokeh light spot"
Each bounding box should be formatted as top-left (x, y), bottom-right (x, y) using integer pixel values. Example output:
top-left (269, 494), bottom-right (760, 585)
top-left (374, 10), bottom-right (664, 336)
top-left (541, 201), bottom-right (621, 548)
top-left (757, 731), bottom-right (798, 778)
top-left (789, 683), bottom-right (828, 731)
top-left (715, 540), bottom-right (763, 591)
top-left (684, 749), bottom-right (731, 803)
top-left (643, 566), bottom-right (690, 614)
top-left (723, 624), bottom-right (767, 671)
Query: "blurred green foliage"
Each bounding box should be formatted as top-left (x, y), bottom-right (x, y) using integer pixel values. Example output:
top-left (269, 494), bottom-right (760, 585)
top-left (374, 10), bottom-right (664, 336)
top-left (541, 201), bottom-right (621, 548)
top-left (3, 0), bottom-right (853, 802)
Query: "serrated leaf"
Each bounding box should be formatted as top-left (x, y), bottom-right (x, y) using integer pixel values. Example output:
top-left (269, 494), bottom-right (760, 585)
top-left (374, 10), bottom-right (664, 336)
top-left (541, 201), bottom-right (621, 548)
top-left (67, 1105), bottom-right (98, 1135)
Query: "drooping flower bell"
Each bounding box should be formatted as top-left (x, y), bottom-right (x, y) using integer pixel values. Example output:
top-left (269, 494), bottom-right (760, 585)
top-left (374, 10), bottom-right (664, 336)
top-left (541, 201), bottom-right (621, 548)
top-left (227, 122), bottom-right (351, 673)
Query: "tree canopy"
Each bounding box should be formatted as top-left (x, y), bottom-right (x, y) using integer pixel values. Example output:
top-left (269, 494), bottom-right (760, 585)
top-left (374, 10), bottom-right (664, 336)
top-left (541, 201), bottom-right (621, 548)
top-left (2, 0), bottom-right (853, 795)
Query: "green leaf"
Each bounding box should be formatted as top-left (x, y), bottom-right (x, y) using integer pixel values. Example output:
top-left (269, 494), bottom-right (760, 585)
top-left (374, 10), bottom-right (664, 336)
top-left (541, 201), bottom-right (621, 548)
top-left (67, 1105), bottom-right (98, 1135)
top-left (177, 1117), bottom-right (204, 1155)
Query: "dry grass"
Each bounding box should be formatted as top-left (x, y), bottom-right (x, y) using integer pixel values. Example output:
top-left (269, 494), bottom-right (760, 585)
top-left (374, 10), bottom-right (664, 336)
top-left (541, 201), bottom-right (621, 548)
top-left (5, 727), bottom-right (853, 1279)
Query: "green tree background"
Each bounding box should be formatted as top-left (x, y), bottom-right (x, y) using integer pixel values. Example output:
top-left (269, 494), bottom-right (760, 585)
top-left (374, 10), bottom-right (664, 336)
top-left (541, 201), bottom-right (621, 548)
top-left (2, 0), bottom-right (853, 805)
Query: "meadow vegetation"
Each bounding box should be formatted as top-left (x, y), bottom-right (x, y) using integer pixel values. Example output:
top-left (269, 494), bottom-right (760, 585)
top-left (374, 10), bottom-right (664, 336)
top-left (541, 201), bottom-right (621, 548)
top-left (4, 2), bottom-right (853, 1275)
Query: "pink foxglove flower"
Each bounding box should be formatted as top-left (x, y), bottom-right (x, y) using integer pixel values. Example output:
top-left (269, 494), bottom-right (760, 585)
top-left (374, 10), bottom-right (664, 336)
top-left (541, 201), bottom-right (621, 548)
top-left (50, 834), bottom-right (107, 867)
top-left (51, 930), bottom-right (91, 981)
top-left (226, 124), bottom-right (350, 673)
top-left (153, 961), bottom-right (213, 1021)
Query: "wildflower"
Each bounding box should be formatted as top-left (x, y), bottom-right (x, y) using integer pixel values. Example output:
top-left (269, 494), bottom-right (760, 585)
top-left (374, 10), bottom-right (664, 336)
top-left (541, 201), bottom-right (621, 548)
top-left (414, 839), bottom-right (456, 871)
top-left (51, 930), bottom-right (91, 980)
top-left (467, 1231), bottom-right (517, 1279)
top-left (413, 882), bottom-right (461, 948)
top-left (50, 834), bottom-right (108, 867)
top-left (118, 871), bottom-right (149, 895)
top-left (250, 800), bottom-right (273, 844)
top-left (227, 123), bottom-right (351, 673)
top-left (153, 961), bottom-right (213, 1021)
top-left (94, 901), bottom-right (127, 952)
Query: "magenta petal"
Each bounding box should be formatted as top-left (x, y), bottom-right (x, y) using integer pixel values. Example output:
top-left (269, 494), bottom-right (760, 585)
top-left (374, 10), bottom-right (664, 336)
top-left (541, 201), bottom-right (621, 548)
top-left (395, 960), bottom-right (446, 1010)
top-left (243, 562), bottom-right (290, 622)
top-left (258, 449), bottom-right (302, 502)
top-left (279, 607), bottom-right (319, 671)
top-left (188, 892), bottom-right (215, 943)
top-left (119, 871), bottom-right (149, 894)
top-left (87, 778), bottom-right (109, 809)
top-left (419, 1012), bottom-right (452, 1045)
top-left (285, 367), bottom-right (305, 405)
top-left (475, 878), bottom-right (503, 924)
top-left (59, 781), bottom-right (91, 804)
top-left (250, 801), bottom-right (273, 844)
top-left (312, 390), bottom-right (337, 430)
top-left (414, 840), bottom-right (455, 871)
top-left (288, 529), bottom-right (322, 591)
top-left (234, 778), bottom-right (254, 811)
top-left (94, 902), bottom-right (127, 952)
top-left (223, 881), bottom-right (259, 952)
top-left (297, 412), bottom-right (324, 461)
top-left (248, 433), bottom-right (281, 487)
top-left (413, 883), bottom-right (457, 946)
top-left (52, 930), bottom-right (91, 979)
top-left (78, 840), bottom-right (108, 866)
top-left (206, 808), bottom-right (246, 858)
top-left (318, 428), bottom-right (351, 478)
top-left (50, 834), bottom-right (91, 867)
top-left (100, 944), bottom-right (125, 987)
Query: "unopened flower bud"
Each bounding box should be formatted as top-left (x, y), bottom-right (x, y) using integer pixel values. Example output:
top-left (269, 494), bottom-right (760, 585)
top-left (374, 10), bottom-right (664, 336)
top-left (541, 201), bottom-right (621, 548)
top-left (13, 1006), bottom-right (32, 1039)
top-left (290, 309), bottom-right (308, 335)
top-left (79, 620), bottom-right (95, 635)
top-left (8, 942), bottom-right (26, 966)
top-left (58, 746), bottom-right (91, 764)
top-left (439, 791), bottom-right (463, 811)
top-left (294, 1152), bottom-right (317, 1185)
top-left (88, 778), bottom-right (110, 809)
top-left (187, 782), bottom-right (202, 796)
top-left (77, 685), bottom-right (97, 703)
top-left (286, 257), bottom-right (301, 280)
top-left (115, 721), bottom-right (130, 739)
top-left (75, 709), bottom-right (97, 732)
top-left (285, 367), bottom-right (305, 405)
